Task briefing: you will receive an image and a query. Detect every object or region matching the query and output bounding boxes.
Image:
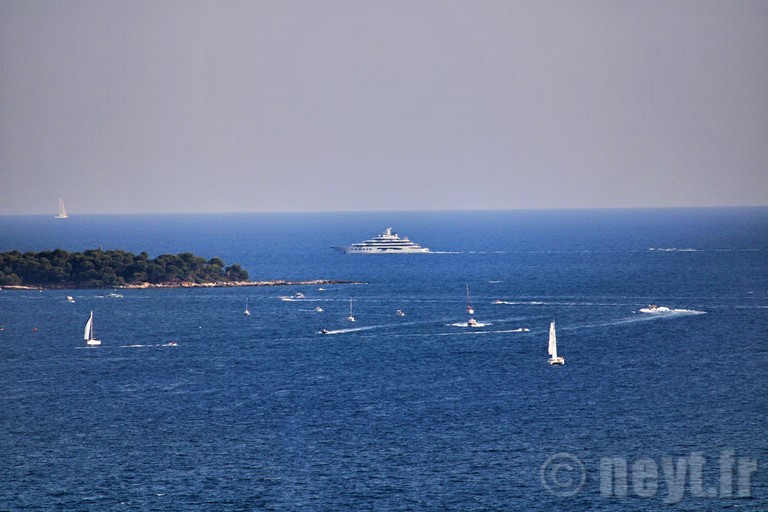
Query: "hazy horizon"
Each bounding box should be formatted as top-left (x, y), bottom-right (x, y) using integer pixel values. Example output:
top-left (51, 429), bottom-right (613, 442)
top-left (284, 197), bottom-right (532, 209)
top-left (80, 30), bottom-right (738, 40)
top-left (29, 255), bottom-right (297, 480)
top-left (2, 0), bottom-right (767, 215)
top-left (4, 204), bottom-right (768, 219)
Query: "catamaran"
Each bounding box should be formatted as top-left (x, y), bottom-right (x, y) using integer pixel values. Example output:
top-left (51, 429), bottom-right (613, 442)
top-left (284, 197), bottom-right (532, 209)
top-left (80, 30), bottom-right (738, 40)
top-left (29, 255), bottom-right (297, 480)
top-left (84, 311), bottom-right (102, 346)
top-left (55, 198), bottom-right (68, 219)
top-left (548, 320), bottom-right (564, 365)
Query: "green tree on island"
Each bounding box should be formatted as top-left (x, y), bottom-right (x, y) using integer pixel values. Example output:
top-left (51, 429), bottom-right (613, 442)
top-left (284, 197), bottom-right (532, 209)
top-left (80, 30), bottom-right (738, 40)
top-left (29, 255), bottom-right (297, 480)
top-left (0, 249), bottom-right (249, 288)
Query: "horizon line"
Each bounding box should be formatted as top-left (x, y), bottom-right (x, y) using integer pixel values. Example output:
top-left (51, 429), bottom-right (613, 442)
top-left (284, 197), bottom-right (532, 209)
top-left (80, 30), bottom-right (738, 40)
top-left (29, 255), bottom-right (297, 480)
top-left (2, 204), bottom-right (768, 217)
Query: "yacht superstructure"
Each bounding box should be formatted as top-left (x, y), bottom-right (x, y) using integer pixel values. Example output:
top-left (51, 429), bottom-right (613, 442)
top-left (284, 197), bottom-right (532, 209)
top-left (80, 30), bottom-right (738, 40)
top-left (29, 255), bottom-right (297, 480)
top-left (333, 228), bottom-right (430, 254)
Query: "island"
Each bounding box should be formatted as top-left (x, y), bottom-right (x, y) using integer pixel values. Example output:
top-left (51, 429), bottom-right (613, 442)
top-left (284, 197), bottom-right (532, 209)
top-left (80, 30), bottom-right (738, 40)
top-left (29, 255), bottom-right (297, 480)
top-left (0, 249), bottom-right (361, 290)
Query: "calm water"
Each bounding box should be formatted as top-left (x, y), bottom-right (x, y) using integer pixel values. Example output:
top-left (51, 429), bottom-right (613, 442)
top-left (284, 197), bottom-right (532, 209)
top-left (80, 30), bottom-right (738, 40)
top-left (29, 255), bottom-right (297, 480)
top-left (1, 208), bottom-right (766, 511)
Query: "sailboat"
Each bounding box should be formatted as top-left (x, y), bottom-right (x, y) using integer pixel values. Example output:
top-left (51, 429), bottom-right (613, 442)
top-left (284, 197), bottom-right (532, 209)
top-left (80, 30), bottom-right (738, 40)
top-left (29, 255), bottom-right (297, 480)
top-left (347, 299), bottom-right (356, 322)
top-left (55, 198), bottom-right (68, 219)
top-left (84, 311), bottom-right (102, 346)
top-left (466, 285), bottom-right (478, 326)
top-left (244, 299), bottom-right (251, 316)
top-left (548, 320), bottom-right (564, 365)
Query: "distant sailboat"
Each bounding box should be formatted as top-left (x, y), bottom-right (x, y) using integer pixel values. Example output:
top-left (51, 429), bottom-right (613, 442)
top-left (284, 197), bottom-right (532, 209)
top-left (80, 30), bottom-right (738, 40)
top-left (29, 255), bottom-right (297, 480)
top-left (55, 198), bottom-right (68, 219)
top-left (66, 295), bottom-right (75, 303)
top-left (347, 299), bottom-right (356, 322)
top-left (466, 285), bottom-right (478, 326)
top-left (548, 320), bottom-right (564, 365)
top-left (84, 311), bottom-right (101, 346)
top-left (244, 299), bottom-right (251, 316)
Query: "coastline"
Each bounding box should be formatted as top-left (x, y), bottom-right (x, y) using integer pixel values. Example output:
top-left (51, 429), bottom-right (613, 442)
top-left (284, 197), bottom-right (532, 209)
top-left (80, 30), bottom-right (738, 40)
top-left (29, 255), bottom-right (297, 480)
top-left (0, 279), bottom-right (364, 291)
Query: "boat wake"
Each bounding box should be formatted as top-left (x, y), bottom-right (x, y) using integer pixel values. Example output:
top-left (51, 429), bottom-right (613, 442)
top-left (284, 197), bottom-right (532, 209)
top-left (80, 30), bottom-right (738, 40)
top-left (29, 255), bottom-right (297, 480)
top-left (449, 321), bottom-right (491, 328)
top-left (649, 247), bottom-right (698, 252)
top-left (492, 300), bottom-right (546, 305)
top-left (568, 310), bottom-right (706, 331)
top-left (319, 324), bottom-right (393, 335)
top-left (435, 326), bottom-right (530, 337)
top-left (119, 343), bottom-right (179, 348)
top-left (638, 306), bottom-right (706, 315)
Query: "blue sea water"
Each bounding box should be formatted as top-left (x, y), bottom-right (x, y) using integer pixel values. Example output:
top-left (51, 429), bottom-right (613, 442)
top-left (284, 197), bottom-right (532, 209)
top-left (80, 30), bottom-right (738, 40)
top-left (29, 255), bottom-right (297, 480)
top-left (0, 208), bottom-right (766, 511)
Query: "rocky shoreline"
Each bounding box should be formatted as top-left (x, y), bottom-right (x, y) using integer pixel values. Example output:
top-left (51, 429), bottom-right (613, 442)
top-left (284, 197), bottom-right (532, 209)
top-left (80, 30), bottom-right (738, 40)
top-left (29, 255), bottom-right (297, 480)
top-left (1, 279), bottom-right (364, 291)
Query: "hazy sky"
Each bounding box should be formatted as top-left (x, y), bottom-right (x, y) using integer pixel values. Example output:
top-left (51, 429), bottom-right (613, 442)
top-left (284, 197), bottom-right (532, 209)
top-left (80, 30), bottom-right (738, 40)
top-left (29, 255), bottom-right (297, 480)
top-left (1, 0), bottom-right (766, 215)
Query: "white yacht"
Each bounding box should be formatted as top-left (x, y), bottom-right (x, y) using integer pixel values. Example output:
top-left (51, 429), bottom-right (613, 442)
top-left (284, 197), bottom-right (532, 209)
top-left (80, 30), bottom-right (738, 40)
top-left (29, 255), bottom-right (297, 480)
top-left (333, 227), bottom-right (430, 254)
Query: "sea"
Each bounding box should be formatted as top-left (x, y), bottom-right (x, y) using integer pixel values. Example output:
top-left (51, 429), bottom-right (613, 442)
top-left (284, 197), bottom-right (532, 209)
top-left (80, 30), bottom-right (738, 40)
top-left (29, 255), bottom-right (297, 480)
top-left (0, 208), bottom-right (766, 511)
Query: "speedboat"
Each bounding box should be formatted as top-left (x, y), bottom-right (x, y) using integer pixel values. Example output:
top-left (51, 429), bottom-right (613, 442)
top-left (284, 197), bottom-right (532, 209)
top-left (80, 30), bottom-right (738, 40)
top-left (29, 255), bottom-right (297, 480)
top-left (333, 227), bottom-right (430, 254)
top-left (640, 304), bottom-right (672, 313)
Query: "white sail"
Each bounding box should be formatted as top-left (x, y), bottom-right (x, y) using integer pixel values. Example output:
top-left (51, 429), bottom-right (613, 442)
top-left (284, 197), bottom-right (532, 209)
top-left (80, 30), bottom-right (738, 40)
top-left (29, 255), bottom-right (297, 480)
top-left (347, 299), bottom-right (355, 321)
top-left (84, 311), bottom-right (101, 345)
top-left (548, 320), bottom-right (557, 359)
top-left (55, 198), bottom-right (68, 219)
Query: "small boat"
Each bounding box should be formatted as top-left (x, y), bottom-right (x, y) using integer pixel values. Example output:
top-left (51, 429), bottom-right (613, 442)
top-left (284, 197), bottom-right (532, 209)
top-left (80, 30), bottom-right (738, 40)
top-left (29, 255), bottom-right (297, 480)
top-left (314, 306), bottom-right (324, 312)
top-left (347, 299), bottom-right (356, 322)
top-left (321, 329), bottom-right (329, 335)
top-left (395, 309), bottom-right (406, 317)
top-left (66, 295), bottom-right (76, 303)
top-left (84, 311), bottom-right (102, 346)
top-left (106, 292), bottom-right (123, 299)
top-left (244, 299), bottom-right (251, 316)
top-left (281, 292), bottom-right (306, 301)
top-left (54, 198), bottom-right (68, 219)
top-left (639, 304), bottom-right (671, 314)
top-left (548, 320), bottom-right (565, 365)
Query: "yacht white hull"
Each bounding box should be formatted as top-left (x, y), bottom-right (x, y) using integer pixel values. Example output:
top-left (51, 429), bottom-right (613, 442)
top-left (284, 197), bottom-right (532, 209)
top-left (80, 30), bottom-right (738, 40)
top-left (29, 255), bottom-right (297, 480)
top-left (86, 339), bottom-right (102, 346)
top-left (333, 245), bottom-right (429, 254)
top-left (334, 227), bottom-right (430, 254)
top-left (549, 356), bottom-right (564, 365)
